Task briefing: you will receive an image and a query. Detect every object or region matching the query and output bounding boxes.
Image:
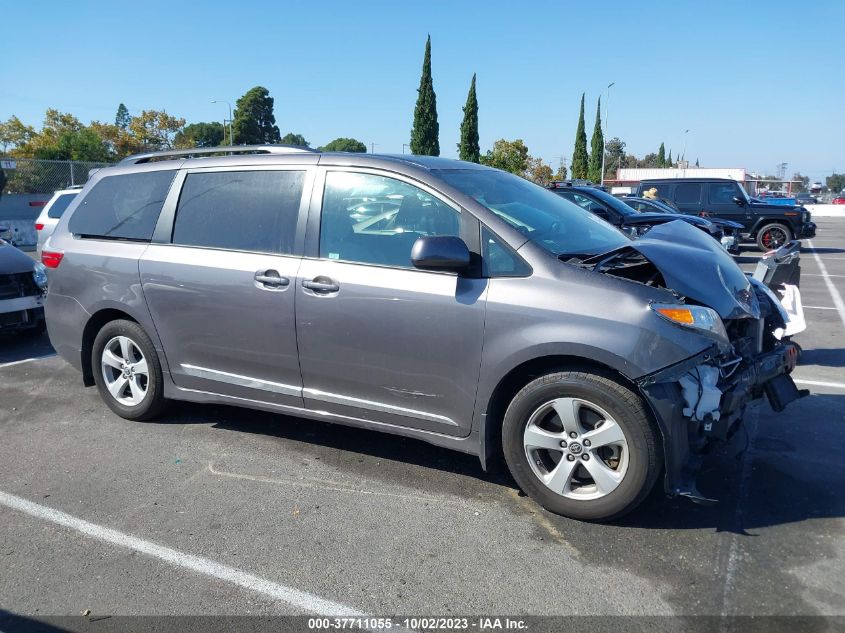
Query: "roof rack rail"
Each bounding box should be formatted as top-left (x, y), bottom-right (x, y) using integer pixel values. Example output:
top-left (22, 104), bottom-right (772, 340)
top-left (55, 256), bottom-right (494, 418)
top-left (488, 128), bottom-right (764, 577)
top-left (118, 144), bottom-right (317, 165)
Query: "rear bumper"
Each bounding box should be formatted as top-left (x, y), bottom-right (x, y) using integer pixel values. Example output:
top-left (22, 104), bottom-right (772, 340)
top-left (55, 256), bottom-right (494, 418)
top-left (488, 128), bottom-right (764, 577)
top-left (44, 292), bottom-right (89, 372)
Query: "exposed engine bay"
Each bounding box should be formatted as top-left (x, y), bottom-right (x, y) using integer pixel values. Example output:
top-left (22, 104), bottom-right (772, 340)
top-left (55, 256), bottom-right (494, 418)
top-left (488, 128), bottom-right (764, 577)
top-left (571, 222), bottom-right (810, 502)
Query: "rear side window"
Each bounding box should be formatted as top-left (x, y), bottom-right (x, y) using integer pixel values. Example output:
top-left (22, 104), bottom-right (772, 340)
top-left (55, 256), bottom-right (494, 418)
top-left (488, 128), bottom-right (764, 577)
top-left (675, 183), bottom-right (702, 204)
top-left (709, 182), bottom-right (741, 204)
top-left (68, 170), bottom-right (176, 240)
top-left (47, 193), bottom-right (77, 219)
top-left (172, 170), bottom-right (305, 255)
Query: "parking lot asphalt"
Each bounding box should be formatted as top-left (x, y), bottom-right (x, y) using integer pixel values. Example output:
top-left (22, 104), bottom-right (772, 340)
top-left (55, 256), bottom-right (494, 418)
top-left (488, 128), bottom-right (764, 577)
top-left (1, 220), bottom-right (843, 620)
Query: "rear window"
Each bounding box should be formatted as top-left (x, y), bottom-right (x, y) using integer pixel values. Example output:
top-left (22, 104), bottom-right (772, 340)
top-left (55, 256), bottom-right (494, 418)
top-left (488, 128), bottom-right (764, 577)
top-left (675, 183), bottom-right (702, 204)
top-left (47, 193), bottom-right (77, 219)
top-left (68, 170), bottom-right (176, 241)
top-left (172, 170), bottom-right (305, 255)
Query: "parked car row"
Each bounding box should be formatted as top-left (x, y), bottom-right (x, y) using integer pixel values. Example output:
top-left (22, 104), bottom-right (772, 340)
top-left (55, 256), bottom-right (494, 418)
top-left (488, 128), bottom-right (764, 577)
top-left (39, 146), bottom-right (808, 521)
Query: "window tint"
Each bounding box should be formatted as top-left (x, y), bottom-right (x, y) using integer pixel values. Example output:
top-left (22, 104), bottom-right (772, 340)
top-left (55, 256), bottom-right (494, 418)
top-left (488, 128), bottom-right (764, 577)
top-left (47, 193), bottom-right (77, 219)
top-left (709, 182), bottom-right (741, 204)
top-left (482, 227), bottom-right (530, 277)
top-left (69, 170), bottom-right (175, 240)
top-left (172, 170), bottom-right (305, 254)
top-left (320, 171), bottom-right (460, 268)
top-left (675, 183), bottom-right (702, 204)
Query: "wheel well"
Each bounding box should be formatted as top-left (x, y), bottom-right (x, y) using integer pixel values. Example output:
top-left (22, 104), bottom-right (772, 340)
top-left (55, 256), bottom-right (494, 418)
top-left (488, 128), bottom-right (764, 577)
top-left (481, 355), bottom-right (654, 471)
top-left (81, 309), bottom-right (137, 386)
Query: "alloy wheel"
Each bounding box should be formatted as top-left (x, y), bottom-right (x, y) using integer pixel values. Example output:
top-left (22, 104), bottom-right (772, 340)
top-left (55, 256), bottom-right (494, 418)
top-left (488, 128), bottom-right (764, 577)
top-left (523, 397), bottom-right (629, 501)
top-left (100, 336), bottom-right (149, 407)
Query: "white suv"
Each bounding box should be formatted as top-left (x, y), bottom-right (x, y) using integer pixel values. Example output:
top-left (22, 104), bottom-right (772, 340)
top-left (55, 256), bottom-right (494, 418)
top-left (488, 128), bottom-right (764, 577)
top-left (35, 187), bottom-right (81, 256)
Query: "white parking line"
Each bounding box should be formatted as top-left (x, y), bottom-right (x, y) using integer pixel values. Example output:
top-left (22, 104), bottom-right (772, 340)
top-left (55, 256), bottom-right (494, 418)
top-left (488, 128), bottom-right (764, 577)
top-left (806, 240), bottom-right (845, 329)
top-left (793, 378), bottom-right (845, 390)
top-left (803, 305), bottom-right (837, 310)
top-left (804, 273), bottom-right (845, 278)
top-left (0, 354), bottom-right (57, 368)
top-left (0, 490), bottom-right (364, 616)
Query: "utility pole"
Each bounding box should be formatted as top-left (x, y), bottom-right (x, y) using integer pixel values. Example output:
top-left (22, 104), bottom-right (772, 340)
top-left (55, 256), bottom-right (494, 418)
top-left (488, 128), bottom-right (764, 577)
top-left (600, 82), bottom-right (615, 186)
top-left (371, 142), bottom-right (377, 154)
top-left (211, 100), bottom-right (233, 145)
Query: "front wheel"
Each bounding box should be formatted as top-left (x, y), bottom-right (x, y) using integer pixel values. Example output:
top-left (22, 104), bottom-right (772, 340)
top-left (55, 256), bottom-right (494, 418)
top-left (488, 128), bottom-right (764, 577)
top-left (756, 223), bottom-right (792, 251)
top-left (502, 371), bottom-right (662, 521)
top-left (92, 319), bottom-right (168, 421)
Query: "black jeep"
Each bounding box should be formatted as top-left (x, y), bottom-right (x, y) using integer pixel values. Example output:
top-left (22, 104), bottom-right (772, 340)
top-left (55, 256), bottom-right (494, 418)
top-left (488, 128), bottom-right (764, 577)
top-left (635, 178), bottom-right (817, 251)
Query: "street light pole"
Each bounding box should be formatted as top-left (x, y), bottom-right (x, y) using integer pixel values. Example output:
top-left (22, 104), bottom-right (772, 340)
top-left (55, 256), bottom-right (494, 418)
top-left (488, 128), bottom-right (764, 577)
top-left (211, 100), bottom-right (233, 145)
top-left (600, 82), bottom-right (615, 186)
top-left (682, 129), bottom-right (689, 176)
top-left (402, 143), bottom-right (409, 154)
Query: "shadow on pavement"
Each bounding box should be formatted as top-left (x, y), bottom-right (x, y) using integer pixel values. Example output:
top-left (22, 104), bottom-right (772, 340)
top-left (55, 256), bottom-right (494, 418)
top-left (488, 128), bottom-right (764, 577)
top-left (0, 332), bottom-right (55, 365)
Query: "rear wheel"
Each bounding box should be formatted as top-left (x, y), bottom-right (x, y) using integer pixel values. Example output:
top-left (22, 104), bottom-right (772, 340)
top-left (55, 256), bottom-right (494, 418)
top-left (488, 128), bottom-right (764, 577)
top-left (502, 370), bottom-right (662, 521)
top-left (92, 319), bottom-right (167, 421)
top-left (756, 223), bottom-right (792, 251)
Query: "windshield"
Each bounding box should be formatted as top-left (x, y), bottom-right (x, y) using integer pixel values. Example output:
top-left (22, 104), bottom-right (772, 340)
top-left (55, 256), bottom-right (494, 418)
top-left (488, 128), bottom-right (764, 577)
top-left (580, 187), bottom-right (640, 217)
top-left (436, 169), bottom-right (629, 257)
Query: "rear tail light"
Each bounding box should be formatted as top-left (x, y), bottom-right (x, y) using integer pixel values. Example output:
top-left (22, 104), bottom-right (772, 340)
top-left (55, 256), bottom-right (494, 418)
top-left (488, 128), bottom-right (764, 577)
top-left (41, 251), bottom-right (64, 269)
top-left (35, 223), bottom-right (44, 231)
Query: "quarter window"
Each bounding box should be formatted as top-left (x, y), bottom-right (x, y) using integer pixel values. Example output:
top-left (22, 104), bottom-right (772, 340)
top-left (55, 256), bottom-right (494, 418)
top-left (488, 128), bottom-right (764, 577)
top-left (319, 171), bottom-right (460, 268)
top-left (482, 227), bottom-right (530, 277)
top-left (68, 170), bottom-right (176, 241)
top-left (47, 193), bottom-right (77, 219)
top-left (675, 183), bottom-right (702, 204)
top-left (172, 170), bottom-right (305, 255)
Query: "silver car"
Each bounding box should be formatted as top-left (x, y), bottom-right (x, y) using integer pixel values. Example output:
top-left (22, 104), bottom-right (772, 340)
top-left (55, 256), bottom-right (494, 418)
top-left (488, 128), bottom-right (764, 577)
top-left (43, 146), bottom-right (805, 521)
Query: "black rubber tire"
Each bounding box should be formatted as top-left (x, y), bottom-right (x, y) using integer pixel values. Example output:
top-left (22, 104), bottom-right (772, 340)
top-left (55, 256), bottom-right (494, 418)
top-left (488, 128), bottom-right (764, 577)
top-left (502, 370), bottom-right (662, 522)
top-left (755, 223), bottom-right (792, 252)
top-left (91, 319), bottom-right (168, 421)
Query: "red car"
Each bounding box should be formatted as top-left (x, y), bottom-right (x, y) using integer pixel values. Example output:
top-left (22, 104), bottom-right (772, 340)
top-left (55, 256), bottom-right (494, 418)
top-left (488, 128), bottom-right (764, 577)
top-left (832, 196), bottom-right (845, 205)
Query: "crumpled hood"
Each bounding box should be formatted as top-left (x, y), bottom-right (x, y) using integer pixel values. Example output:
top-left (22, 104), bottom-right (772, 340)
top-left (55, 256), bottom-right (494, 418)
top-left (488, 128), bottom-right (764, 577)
top-left (592, 220), bottom-right (759, 320)
top-left (0, 239), bottom-right (37, 275)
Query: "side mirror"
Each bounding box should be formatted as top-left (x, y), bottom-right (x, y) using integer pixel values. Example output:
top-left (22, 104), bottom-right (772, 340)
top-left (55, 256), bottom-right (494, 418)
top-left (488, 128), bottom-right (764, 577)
top-left (411, 235), bottom-right (471, 273)
top-left (732, 196), bottom-right (746, 207)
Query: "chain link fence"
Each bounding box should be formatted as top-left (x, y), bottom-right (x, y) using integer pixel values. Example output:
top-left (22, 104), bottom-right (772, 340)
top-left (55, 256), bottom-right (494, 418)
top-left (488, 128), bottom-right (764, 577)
top-left (1, 157), bottom-right (113, 194)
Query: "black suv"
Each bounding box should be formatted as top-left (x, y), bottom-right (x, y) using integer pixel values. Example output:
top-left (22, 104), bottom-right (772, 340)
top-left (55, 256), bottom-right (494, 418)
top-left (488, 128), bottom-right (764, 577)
top-left (635, 178), bottom-right (816, 251)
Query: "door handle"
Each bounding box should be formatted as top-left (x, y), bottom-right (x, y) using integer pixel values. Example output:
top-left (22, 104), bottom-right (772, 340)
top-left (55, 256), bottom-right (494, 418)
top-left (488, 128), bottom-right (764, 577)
top-left (302, 277), bottom-right (339, 294)
top-left (255, 270), bottom-right (290, 288)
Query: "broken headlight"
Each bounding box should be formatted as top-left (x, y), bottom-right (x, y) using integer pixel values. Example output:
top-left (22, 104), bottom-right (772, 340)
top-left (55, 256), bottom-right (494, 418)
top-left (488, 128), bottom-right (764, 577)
top-left (651, 302), bottom-right (728, 341)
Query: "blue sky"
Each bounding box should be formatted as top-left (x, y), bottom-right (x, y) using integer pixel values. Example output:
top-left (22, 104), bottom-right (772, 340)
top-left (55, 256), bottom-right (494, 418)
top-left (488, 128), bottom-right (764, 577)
top-left (2, 0), bottom-right (842, 181)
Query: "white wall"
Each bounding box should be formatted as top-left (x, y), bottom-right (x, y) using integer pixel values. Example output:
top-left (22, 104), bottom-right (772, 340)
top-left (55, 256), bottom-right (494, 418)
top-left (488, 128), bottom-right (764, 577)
top-left (805, 204), bottom-right (845, 218)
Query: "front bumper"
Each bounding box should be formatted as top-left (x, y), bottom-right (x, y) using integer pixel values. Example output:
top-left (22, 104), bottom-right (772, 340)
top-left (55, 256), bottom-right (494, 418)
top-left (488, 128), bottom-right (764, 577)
top-left (800, 222), bottom-right (817, 238)
top-left (638, 341), bottom-right (806, 499)
top-left (0, 294), bottom-right (45, 332)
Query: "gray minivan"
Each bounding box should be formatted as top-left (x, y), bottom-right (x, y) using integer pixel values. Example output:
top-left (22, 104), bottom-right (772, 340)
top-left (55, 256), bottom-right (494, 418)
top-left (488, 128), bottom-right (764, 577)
top-left (43, 146), bottom-right (805, 520)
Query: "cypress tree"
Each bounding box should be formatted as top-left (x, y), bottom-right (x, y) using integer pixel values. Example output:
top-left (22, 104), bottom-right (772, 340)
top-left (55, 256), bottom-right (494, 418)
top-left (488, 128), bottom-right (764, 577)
top-left (588, 97), bottom-right (604, 182)
top-left (410, 35), bottom-right (440, 156)
top-left (695, 157), bottom-right (700, 167)
top-left (667, 150), bottom-right (673, 166)
top-left (458, 73), bottom-right (480, 163)
top-left (657, 142), bottom-right (666, 167)
top-left (571, 93), bottom-right (589, 180)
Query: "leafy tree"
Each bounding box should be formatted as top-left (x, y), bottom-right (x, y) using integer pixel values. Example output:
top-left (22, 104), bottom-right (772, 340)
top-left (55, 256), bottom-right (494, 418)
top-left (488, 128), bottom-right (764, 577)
top-left (588, 97), bottom-right (604, 182)
top-left (657, 142), bottom-right (666, 167)
top-left (174, 122), bottom-right (225, 148)
top-left (604, 137), bottom-right (625, 178)
top-left (410, 35), bottom-right (440, 156)
top-left (481, 139), bottom-right (529, 175)
top-left (320, 137), bottom-right (367, 152)
top-left (639, 152), bottom-right (659, 168)
top-left (826, 173), bottom-right (845, 193)
top-left (524, 157), bottom-right (554, 186)
top-left (232, 86), bottom-right (281, 145)
top-left (128, 110), bottom-right (185, 151)
top-left (33, 128), bottom-right (112, 162)
top-left (115, 103), bottom-right (131, 130)
top-left (0, 116), bottom-right (36, 153)
top-left (571, 93), bottom-right (588, 180)
top-left (667, 150), bottom-right (673, 167)
top-left (458, 73), bottom-right (479, 163)
top-left (280, 132), bottom-right (309, 147)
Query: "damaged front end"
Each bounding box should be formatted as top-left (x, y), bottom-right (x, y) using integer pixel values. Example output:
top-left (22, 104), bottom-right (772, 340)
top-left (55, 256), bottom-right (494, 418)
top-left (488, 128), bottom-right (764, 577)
top-left (584, 222), bottom-right (809, 503)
